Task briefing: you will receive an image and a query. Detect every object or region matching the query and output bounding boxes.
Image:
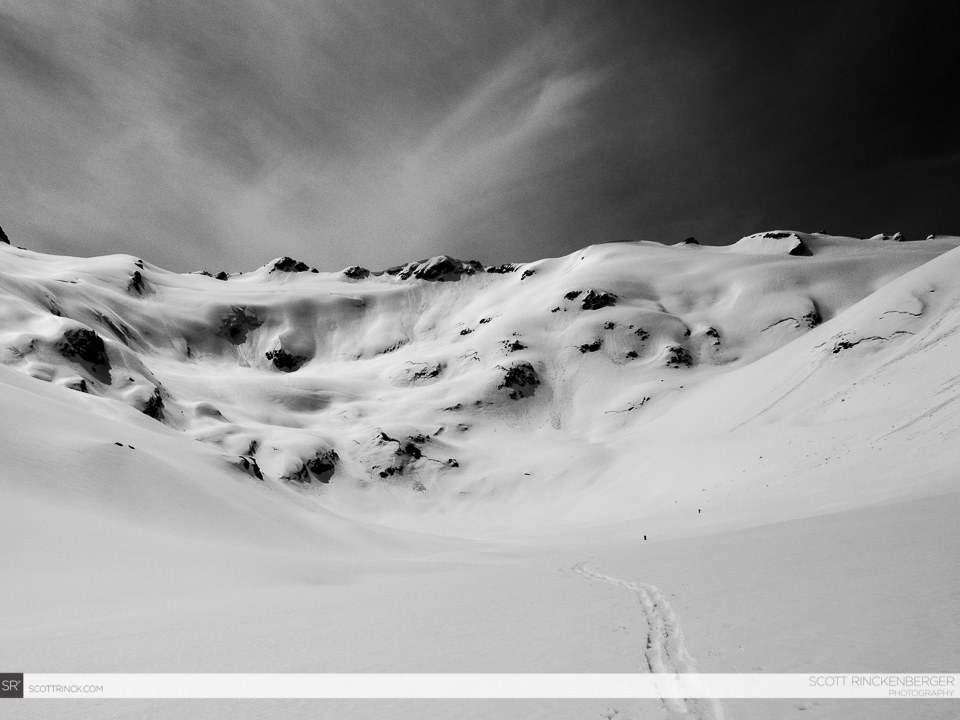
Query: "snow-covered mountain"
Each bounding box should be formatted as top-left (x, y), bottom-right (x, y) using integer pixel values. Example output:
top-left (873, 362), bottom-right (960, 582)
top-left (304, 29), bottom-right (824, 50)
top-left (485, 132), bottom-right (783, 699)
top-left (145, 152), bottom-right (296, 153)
top-left (3, 230), bottom-right (959, 719)
top-left (3, 230), bottom-right (958, 530)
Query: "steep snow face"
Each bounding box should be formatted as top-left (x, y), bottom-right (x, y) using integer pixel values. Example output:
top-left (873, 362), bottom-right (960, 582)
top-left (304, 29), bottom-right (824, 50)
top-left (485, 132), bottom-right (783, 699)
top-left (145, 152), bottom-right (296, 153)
top-left (2, 232), bottom-right (959, 534)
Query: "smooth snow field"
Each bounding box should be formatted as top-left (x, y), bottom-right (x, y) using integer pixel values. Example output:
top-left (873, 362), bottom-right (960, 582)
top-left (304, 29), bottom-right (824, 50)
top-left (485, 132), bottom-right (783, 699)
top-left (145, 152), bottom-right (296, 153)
top-left (2, 231), bottom-right (959, 719)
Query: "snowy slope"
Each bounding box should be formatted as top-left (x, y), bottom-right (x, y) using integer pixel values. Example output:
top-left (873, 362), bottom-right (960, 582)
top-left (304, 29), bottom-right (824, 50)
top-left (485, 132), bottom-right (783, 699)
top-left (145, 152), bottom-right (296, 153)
top-left (2, 231), bottom-right (959, 719)
top-left (0, 233), bottom-right (956, 520)
top-left (2, 231), bottom-right (957, 529)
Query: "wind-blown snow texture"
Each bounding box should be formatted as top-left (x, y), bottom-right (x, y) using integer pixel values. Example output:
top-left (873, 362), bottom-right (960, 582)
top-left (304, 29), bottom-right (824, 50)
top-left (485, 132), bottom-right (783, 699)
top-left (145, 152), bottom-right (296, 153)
top-left (2, 231), bottom-right (960, 719)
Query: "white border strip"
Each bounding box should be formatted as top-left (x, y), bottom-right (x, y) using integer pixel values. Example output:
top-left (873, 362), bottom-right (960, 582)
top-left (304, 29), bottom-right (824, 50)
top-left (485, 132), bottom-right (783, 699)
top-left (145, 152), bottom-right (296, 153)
top-left (19, 674), bottom-right (959, 699)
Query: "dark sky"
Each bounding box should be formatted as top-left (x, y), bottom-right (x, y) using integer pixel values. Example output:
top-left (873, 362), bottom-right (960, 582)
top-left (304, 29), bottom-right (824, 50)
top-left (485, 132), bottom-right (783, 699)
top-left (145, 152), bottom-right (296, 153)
top-left (1, 1), bottom-right (957, 272)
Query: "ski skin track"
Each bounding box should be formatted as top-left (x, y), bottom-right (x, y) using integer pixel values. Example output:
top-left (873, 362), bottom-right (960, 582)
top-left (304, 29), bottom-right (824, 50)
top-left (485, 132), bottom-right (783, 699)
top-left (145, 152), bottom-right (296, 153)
top-left (573, 562), bottom-right (724, 719)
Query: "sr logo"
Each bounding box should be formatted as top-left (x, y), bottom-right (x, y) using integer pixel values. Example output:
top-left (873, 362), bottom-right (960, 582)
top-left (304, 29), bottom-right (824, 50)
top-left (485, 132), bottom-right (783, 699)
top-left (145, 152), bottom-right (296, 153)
top-left (0, 674), bottom-right (24, 698)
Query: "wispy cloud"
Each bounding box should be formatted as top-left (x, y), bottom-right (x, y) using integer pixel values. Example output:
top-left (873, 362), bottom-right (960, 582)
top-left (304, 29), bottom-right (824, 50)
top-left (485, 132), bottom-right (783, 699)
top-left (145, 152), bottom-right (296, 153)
top-left (0, 1), bottom-right (614, 270)
top-left (1, 2), bottom-right (956, 270)
top-left (346, 27), bottom-right (607, 261)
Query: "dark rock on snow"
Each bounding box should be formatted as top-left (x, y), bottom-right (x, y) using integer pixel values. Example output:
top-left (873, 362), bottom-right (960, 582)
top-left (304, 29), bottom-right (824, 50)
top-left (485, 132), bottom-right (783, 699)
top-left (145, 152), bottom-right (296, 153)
top-left (128, 270), bottom-right (145, 294)
top-left (761, 232), bottom-right (811, 256)
top-left (580, 290), bottom-right (617, 310)
top-left (801, 309), bottom-right (822, 328)
top-left (284, 449), bottom-right (340, 484)
top-left (664, 346), bottom-right (693, 367)
top-left (386, 256), bottom-right (484, 282)
top-left (58, 327), bottom-right (107, 366)
top-left (218, 307), bottom-right (263, 344)
top-left (497, 361), bottom-right (540, 400)
top-left (265, 348), bottom-right (307, 372)
top-left (410, 363), bottom-right (442, 382)
top-left (65, 378), bottom-right (88, 393)
top-left (271, 257), bottom-right (314, 273)
top-left (305, 449), bottom-right (340, 483)
top-left (236, 455), bottom-right (264, 480)
top-left (142, 387), bottom-right (164, 420)
top-left (57, 327), bottom-right (111, 382)
top-left (343, 265), bottom-right (370, 280)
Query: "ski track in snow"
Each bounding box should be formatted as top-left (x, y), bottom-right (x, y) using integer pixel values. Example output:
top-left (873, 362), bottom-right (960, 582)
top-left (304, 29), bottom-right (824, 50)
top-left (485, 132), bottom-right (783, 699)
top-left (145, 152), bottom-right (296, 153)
top-left (573, 562), bottom-right (724, 719)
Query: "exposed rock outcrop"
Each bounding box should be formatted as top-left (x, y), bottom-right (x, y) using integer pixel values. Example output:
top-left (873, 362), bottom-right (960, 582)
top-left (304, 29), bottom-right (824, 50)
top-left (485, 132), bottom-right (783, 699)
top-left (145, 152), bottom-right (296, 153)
top-left (497, 361), bottom-right (540, 399)
top-left (385, 256), bottom-right (485, 282)
top-left (342, 266), bottom-right (370, 280)
top-left (283, 448), bottom-right (340, 484)
top-left (128, 270), bottom-right (145, 294)
top-left (141, 386), bottom-right (164, 420)
top-left (271, 257), bottom-right (317, 273)
top-left (357, 430), bottom-right (428, 482)
top-left (217, 307), bottom-right (263, 344)
top-left (57, 327), bottom-right (111, 382)
top-left (234, 455), bottom-right (264, 480)
top-left (580, 290), bottom-right (618, 310)
top-left (63, 377), bottom-right (88, 393)
top-left (265, 348), bottom-right (307, 372)
top-left (802, 309), bottom-right (822, 328)
top-left (391, 361), bottom-right (443, 386)
top-left (664, 346), bottom-right (693, 368)
top-left (305, 449), bottom-right (339, 484)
